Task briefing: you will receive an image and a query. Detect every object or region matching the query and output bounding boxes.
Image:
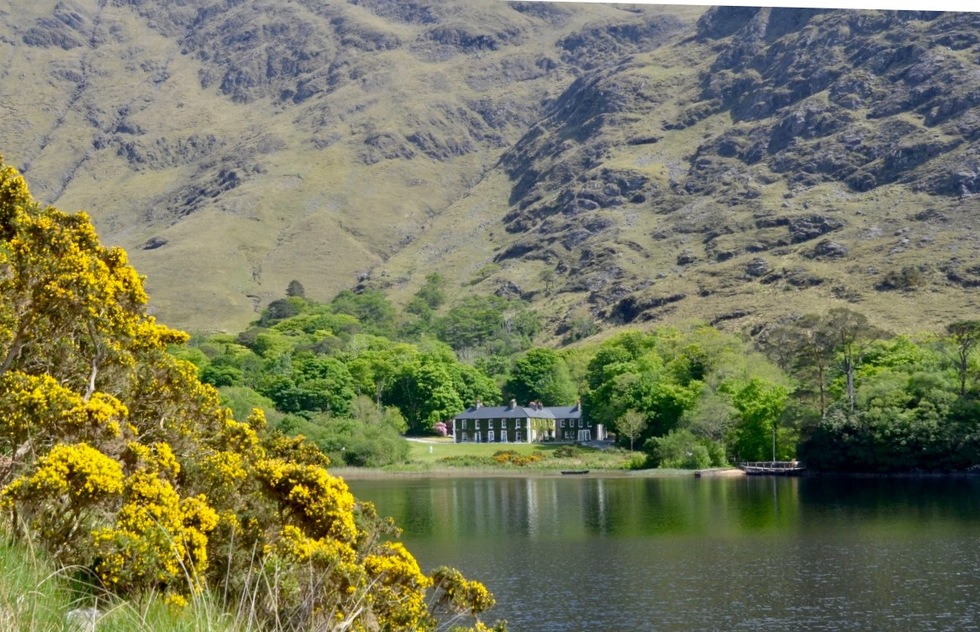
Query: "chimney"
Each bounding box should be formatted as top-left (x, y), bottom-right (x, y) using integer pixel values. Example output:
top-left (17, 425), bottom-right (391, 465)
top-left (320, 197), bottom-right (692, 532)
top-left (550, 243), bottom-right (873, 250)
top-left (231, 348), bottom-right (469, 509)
top-left (475, 400), bottom-right (482, 409)
top-left (508, 399), bottom-right (517, 410)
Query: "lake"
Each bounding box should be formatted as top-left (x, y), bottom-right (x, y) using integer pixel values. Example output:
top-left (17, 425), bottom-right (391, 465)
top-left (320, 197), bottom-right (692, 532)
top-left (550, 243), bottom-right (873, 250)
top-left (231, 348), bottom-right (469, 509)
top-left (347, 474), bottom-right (980, 631)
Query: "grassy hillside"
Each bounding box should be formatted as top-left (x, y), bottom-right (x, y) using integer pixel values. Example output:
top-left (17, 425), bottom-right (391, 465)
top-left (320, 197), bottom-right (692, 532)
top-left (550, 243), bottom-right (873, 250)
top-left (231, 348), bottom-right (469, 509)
top-left (1, 3), bottom-right (977, 339)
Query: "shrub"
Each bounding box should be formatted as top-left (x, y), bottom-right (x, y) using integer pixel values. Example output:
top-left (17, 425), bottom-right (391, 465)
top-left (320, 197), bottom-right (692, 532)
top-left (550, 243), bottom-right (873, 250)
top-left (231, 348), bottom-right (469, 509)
top-left (0, 159), bottom-right (501, 631)
top-left (553, 445), bottom-right (582, 459)
top-left (646, 429), bottom-right (724, 469)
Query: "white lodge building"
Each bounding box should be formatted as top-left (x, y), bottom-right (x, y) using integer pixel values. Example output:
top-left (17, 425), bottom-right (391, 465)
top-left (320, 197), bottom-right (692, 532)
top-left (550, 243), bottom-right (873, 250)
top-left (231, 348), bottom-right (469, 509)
top-left (452, 400), bottom-right (606, 444)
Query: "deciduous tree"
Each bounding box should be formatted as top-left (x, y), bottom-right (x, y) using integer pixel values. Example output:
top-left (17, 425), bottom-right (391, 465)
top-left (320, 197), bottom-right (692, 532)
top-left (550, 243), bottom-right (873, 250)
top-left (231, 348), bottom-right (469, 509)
top-left (505, 347), bottom-right (577, 405)
top-left (946, 320), bottom-right (980, 397)
top-left (616, 409), bottom-right (648, 451)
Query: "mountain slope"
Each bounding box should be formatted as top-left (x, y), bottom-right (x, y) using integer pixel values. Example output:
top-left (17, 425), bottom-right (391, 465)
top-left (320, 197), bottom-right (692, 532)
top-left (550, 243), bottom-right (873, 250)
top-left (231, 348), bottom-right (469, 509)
top-left (1, 3), bottom-right (977, 337)
top-left (381, 8), bottom-right (980, 338)
top-left (0, 0), bottom-right (699, 331)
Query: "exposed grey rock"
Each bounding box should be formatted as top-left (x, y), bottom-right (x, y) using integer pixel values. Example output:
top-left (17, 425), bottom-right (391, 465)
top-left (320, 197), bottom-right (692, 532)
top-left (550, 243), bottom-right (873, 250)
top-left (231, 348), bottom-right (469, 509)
top-left (494, 281), bottom-right (524, 299)
top-left (811, 240), bottom-right (848, 258)
top-left (784, 268), bottom-right (824, 287)
top-left (610, 292), bottom-right (686, 323)
top-left (142, 236), bottom-right (168, 250)
top-left (676, 249), bottom-right (697, 265)
top-left (23, 5), bottom-right (90, 50)
top-left (789, 215), bottom-right (844, 243)
top-left (746, 257), bottom-right (772, 277)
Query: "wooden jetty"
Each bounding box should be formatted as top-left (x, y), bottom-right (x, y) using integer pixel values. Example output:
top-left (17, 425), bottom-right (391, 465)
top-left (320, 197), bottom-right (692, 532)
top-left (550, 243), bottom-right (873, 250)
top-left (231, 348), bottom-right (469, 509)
top-left (694, 467), bottom-right (745, 478)
top-left (738, 461), bottom-right (805, 476)
top-left (560, 470), bottom-right (589, 475)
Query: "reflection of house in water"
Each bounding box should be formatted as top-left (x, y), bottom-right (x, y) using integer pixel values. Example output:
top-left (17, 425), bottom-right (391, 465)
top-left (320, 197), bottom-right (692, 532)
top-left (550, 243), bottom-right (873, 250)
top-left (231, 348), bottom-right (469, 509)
top-left (452, 400), bottom-right (606, 443)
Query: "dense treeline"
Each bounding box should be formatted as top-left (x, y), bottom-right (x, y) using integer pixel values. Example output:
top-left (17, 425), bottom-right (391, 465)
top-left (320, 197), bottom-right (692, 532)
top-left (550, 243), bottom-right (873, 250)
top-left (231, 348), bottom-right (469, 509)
top-left (179, 280), bottom-right (536, 467)
top-left (766, 313), bottom-right (980, 472)
top-left (189, 276), bottom-right (980, 474)
top-left (0, 157), bottom-right (501, 630)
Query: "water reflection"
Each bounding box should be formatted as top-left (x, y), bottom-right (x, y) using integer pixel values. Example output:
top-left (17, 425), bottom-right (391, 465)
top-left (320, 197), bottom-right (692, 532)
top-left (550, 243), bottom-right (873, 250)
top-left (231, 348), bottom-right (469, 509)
top-left (349, 476), bottom-right (980, 631)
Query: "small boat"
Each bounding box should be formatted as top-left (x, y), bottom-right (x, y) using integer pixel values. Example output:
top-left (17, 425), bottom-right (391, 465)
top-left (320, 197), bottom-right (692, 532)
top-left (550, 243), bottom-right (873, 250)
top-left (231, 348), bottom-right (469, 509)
top-left (739, 461), bottom-right (805, 476)
top-left (560, 470), bottom-right (589, 475)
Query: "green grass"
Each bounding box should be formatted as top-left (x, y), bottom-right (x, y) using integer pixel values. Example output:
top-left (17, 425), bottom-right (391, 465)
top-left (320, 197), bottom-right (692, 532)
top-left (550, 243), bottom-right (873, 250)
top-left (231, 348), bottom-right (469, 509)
top-left (402, 439), bottom-right (645, 471)
top-left (0, 532), bottom-right (295, 632)
top-left (0, 543), bottom-right (234, 631)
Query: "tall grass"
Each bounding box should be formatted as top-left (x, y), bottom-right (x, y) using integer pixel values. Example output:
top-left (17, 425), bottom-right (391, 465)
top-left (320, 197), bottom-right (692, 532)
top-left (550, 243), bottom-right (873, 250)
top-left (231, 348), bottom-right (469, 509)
top-left (2, 530), bottom-right (479, 632)
top-left (0, 532), bottom-right (313, 632)
top-left (0, 534), bottom-right (236, 631)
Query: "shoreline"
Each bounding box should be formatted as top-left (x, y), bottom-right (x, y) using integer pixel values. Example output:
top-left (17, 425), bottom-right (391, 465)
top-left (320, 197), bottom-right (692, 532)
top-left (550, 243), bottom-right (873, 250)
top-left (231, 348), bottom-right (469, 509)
top-left (331, 466), bottom-right (980, 481)
top-left (330, 466), bottom-right (708, 480)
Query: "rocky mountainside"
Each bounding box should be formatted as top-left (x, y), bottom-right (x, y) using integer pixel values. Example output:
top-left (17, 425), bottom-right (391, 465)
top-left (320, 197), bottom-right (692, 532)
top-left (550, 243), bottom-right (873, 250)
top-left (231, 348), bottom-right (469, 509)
top-left (1, 2), bottom-right (977, 337)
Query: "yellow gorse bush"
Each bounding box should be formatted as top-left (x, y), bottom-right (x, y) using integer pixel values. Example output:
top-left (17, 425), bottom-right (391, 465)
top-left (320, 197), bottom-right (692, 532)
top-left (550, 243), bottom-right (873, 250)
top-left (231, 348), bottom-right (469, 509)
top-left (2, 442), bottom-right (124, 505)
top-left (0, 155), bottom-right (502, 630)
top-left (92, 470), bottom-right (218, 592)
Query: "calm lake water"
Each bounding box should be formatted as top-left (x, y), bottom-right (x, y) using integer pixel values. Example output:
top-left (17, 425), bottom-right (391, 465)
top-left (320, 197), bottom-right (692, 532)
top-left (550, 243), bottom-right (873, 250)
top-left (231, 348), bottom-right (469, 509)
top-left (347, 475), bottom-right (980, 631)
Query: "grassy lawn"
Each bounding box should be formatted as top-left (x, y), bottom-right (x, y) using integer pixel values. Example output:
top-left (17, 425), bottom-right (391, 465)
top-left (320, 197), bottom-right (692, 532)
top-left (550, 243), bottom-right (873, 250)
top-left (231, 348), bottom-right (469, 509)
top-left (407, 439), bottom-right (560, 464)
top-left (401, 438), bottom-right (644, 471)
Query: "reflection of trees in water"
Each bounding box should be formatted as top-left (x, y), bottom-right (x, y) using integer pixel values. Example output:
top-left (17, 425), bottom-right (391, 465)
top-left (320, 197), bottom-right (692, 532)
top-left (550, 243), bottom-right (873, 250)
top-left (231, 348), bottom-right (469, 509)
top-left (351, 476), bottom-right (980, 632)
top-left (352, 476), bottom-right (980, 545)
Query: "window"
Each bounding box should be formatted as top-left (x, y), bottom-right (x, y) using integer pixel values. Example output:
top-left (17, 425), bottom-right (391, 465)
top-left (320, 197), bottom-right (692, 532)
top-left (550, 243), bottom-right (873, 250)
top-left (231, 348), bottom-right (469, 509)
top-left (462, 420), bottom-right (467, 429)
top-left (515, 431), bottom-right (522, 442)
top-left (515, 419), bottom-right (522, 428)
top-left (488, 430), bottom-right (495, 442)
top-left (560, 420), bottom-right (565, 428)
top-left (502, 430), bottom-right (508, 443)
top-left (475, 432), bottom-right (481, 443)
top-left (577, 419), bottom-right (582, 428)
top-left (476, 419), bottom-right (481, 430)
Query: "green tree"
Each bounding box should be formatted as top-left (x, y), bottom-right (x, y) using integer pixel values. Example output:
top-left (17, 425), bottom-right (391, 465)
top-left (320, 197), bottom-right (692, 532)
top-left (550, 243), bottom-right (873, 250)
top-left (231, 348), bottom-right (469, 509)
top-left (330, 289), bottom-right (397, 337)
top-left (200, 361), bottom-right (243, 387)
top-left (946, 320), bottom-right (980, 397)
top-left (824, 308), bottom-right (885, 414)
top-left (449, 361), bottom-right (501, 411)
top-left (346, 343), bottom-right (420, 406)
top-left (681, 388), bottom-right (737, 444)
top-left (436, 295), bottom-right (540, 356)
top-left (505, 348), bottom-right (577, 405)
top-left (413, 273), bottom-right (447, 311)
top-left (759, 314), bottom-right (836, 417)
top-left (388, 359), bottom-right (464, 434)
top-left (616, 409), bottom-right (648, 451)
top-left (258, 297), bottom-right (306, 326)
top-left (725, 378), bottom-right (789, 462)
top-left (583, 331), bottom-right (700, 445)
top-left (646, 429), bottom-right (722, 469)
top-left (350, 394), bottom-right (408, 434)
top-left (285, 279), bottom-right (306, 298)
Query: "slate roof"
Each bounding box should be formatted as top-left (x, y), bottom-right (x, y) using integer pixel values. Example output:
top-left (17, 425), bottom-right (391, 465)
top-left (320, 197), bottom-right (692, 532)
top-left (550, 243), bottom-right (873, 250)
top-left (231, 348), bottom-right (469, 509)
top-left (549, 404), bottom-right (582, 420)
top-left (454, 403), bottom-right (555, 420)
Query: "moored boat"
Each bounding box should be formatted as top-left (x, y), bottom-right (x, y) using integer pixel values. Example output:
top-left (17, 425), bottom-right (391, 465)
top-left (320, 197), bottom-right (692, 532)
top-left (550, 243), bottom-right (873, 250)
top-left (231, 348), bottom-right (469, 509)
top-left (739, 461), bottom-right (805, 476)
